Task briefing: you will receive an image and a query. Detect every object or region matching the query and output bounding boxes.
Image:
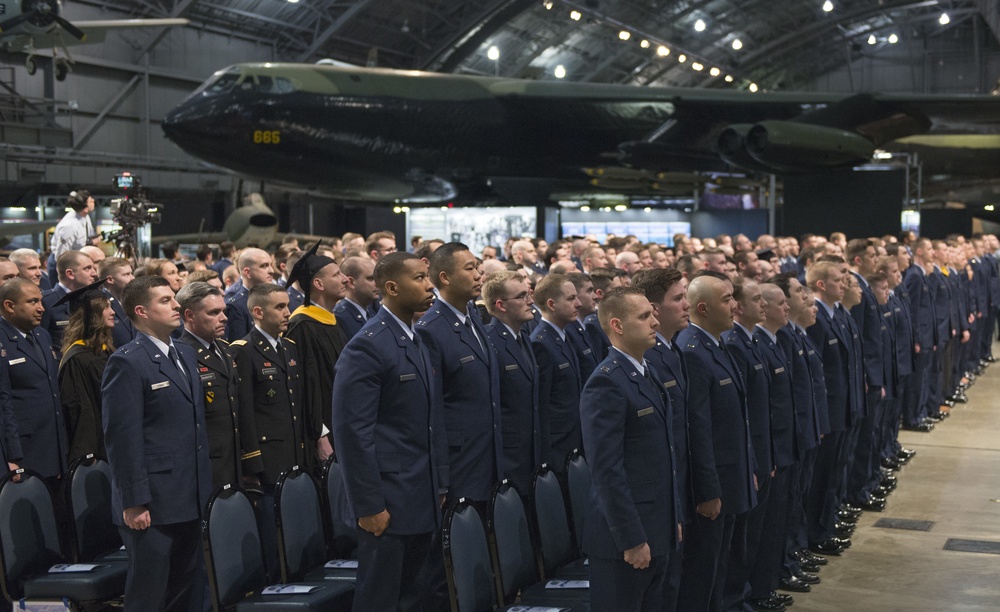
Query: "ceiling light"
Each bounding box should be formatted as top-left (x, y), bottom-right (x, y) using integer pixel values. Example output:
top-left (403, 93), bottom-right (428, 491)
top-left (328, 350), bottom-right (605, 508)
top-left (868, 34), bottom-right (877, 45)
top-left (822, 0), bottom-right (833, 12)
top-left (487, 45), bottom-right (500, 60)
top-left (657, 45), bottom-right (670, 56)
top-left (939, 12), bottom-right (950, 25)
top-left (640, 39), bottom-right (650, 49)
top-left (619, 30), bottom-right (631, 41)
top-left (287, 0), bottom-right (300, 3)
top-left (543, 1), bottom-right (553, 9)
top-left (678, 54), bottom-right (687, 63)
top-left (695, 19), bottom-right (706, 32)
top-left (644, 207), bottom-right (652, 212)
top-left (710, 67), bottom-right (721, 76)
top-left (580, 205), bottom-right (590, 212)
top-left (888, 33), bottom-right (898, 44)
top-left (570, 10), bottom-right (582, 21)
top-left (554, 64), bottom-right (566, 79)
top-left (748, 82), bottom-right (758, 92)
top-left (724, 74), bottom-right (734, 82)
top-left (615, 204), bottom-right (628, 212)
top-left (692, 62), bottom-right (704, 71)
top-left (731, 38), bottom-right (743, 50)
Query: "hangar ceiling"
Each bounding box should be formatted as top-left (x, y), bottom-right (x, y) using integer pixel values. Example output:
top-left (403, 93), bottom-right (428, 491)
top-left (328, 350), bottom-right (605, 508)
top-left (72, 0), bottom-right (995, 92)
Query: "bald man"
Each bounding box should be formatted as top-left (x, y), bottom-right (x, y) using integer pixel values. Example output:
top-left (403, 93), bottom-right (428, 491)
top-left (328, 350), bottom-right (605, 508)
top-left (225, 248), bottom-right (275, 341)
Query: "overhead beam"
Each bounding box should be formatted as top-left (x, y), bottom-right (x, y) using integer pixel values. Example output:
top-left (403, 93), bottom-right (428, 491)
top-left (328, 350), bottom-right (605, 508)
top-left (296, 0), bottom-right (378, 63)
top-left (975, 0), bottom-right (1000, 44)
top-left (73, 75), bottom-right (142, 150)
top-left (423, 0), bottom-right (536, 72)
top-left (135, 0), bottom-right (201, 63)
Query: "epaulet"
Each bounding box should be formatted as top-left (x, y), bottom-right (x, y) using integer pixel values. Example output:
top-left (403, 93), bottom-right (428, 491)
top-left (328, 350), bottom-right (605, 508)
top-left (686, 341), bottom-right (698, 349)
top-left (416, 318), bottom-right (429, 327)
top-left (600, 365), bottom-right (611, 373)
top-left (217, 338), bottom-right (230, 345)
top-left (118, 345), bottom-right (133, 355)
top-left (230, 339), bottom-right (248, 346)
top-left (283, 337), bottom-right (296, 345)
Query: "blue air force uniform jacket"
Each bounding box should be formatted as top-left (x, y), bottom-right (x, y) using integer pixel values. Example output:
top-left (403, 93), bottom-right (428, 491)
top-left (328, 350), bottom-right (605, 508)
top-left (417, 301), bottom-right (503, 502)
top-left (850, 272), bottom-right (884, 389)
top-left (332, 309), bottom-right (448, 535)
top-left (580, 351), bottom-right (681, 559)
top-left (224, 286), bottom-right (253, 342)
top-left (333, 299), bottom-right (369, 340)
top-left (903, 265), bottom-right (937, 352)
top-left (808, 302), bottom-right (853, 433)
top-left (583, 312), bottom-right (611, 361)
top-left (40, 285), bottom-right (69, 354)
top-left (531, 321), bottom-right (584, 469)
top-left (753, 326), bottom-right (800, 468)
top-left (724, 324), bottom-right (774, 477)
top-left (677, 325), bottom-right (757, 515)
top-left (778, 325), bottom-right (822, 452)
top-left (0, 319), bottom-right (67, 477)
top-left (101, 334), bottom-right (212, 526)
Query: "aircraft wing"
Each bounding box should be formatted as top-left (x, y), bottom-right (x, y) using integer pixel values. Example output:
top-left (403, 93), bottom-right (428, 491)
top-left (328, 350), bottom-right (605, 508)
top-left (151, 232), bottom-right (226, 245)
top-left (74, 19), bottom-right (190, 45)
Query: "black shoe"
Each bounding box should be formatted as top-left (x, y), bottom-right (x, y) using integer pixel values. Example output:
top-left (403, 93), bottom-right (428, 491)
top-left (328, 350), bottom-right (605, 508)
top-left (838, 510), bottom-right (860, 524)
top-left (809, 539), bottom-right (844, 556)
top-left (835, 523), bottom-right (855, 537)
top-left (794, 570), bottom-right (820, 584)
top-left (860, 498), bottom-right (885, 512)
top-left (898, 447), bottom-right (917, 459)
top-left (880, 480), bottom-right (897, 492)
top-left (882, 457), bottom-right (902, 470)
top-left (925, 413), bottom-right (945, 422)
top-left (832, 536), bottom-right (852, 548)
top-left (870, 491), bottom-right (887, 502)
top-left (942, 399), bottom-right (956, 407)
top-left (875, 485), bottom-right (892, 498)
top-left (952, 394), bottom-right (969, 404)
top-left (800, 550), bottom-right (829, 565)
top-left (778, 576), bottom-right (812, 593)
top-left (793, 551), bottom-right (821, 572)
top-left (749, 598), bottom-right (786, 612)
top-left (986, 356), bottom-right (996, 363)
top-left (772, 592), bottom-right (795, 606)
top-left (842, 504), bottom-right (862, 513)
top-left (904, 422), bottom-right (935, 432)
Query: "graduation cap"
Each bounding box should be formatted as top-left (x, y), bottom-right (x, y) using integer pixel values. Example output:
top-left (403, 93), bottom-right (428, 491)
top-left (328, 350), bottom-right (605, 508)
top-left (756, 248), bottom-right (776, 261)
top-left (287, 240), bottom-right (337, 304)
top-left (53, 277), bottom-right (111, 339)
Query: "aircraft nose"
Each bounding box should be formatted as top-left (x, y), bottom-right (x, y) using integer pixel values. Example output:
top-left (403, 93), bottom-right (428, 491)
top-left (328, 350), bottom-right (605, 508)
top-left (162, 95), bottom-right (247, 155)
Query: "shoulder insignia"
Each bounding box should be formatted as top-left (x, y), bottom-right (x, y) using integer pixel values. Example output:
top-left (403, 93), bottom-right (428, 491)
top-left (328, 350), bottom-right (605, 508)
top-left (600, 366), bottom-right (611, 373)
top-left (217, 338), bottom-right (230, 345)
top-left (365, 330), bottom-right (375, 337)
top-left (687, 342), bottom-right (697, 348)
top-left (417, 320), bottom-right (428, 326)
top-left (230, 340), bottom-right (248, 346)
top-left (283, 337), bottom-right (296, 345)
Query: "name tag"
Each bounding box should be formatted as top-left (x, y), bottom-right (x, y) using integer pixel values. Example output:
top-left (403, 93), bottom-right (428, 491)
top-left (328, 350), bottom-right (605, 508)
top-left (261, 367), bottom-right (278, 375)
top-left (199, 373), bottom-right (216, 382)
top-left (828, 338), bottom-right (838, 345)
top-left (774, 367), bottom-right (785, 374)
top-left (808, 350), bottom-right (815, 355)
top-left (637, 407), bottom-right (654, 417)
top-left (504, 364), bottom-right (519, 372)
top-left (558, 362), bottom-right (571, 370)
top-left (754, 363), bottom-right (763, 371)
top-left (8, 358), bottom-right (25, 365)
top-left (151, 381), bottom-right (170, 390)
top-left (56, 320), bottom-right (69, 327)
top-left (719, 378), bottom-right (733, 386)
top-left (399, 373), bottom-right (416, 382)
top-left (664, 380), bottom-right (678, 388)
top-left (459, 355), bottom-right (475, 364)
top-left (798, 350), bottom-right (804, 355)
top-left (894, 308), bottom-right (901, 313)
top-left (582, 348), bottom-right (592, 355)
top-left (884, 312), bottom-right (892, 318)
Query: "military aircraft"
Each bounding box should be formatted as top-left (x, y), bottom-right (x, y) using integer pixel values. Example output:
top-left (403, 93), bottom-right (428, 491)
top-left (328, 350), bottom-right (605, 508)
top-left (0, 0), bottom-right (187, 80)
top-left (161, 62), bottom-right (1000, 204)
top-left (151, 192), bottom-right (325, 249)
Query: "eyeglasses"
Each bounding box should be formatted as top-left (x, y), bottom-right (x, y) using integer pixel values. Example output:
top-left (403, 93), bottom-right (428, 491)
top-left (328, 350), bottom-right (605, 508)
top-left (499, 292), bottom-right (530, 302)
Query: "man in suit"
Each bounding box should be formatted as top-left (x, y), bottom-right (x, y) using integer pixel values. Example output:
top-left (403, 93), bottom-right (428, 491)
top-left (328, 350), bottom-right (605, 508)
top-left (334, 255), bottom-right (379, 340)
top-left (101, 275), bottom-right (212, 612)
top-left (230, 283), bottom-right (304, 578)
top-left (482, 270), bottom-right (541, 494)
top-left (0, 278), bottom-right (68, 480)
top-left (676, 272), bottom-right (757, 612)
top-left (41, 250), bottom-right (98, 353)
top-left (530, 273), bottom-right (584, 469)
top-left (98, 257), bottom-right (136, 349)
top-left (416, 242), bottom-right (503, 610)
top-left (581, 287), bottom-right (681, 612)
top-left (224, 248), bottom-right (274, 341)
top-left (176, 281), bottom-right (255, 491)
top-left (632, 267), bottom-right (695, 612)
top-left (332, 252), bottom-right (446, 612)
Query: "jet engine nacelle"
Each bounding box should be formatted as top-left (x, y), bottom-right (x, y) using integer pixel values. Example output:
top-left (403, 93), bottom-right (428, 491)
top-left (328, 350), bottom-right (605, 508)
top-left (717, 121), bottom-right (876, 174)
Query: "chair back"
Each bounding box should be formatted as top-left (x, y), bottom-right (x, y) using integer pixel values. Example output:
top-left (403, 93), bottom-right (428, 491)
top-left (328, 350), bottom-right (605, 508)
top-left (203, 486), bottom-right (266, 611)
top-left (487, 482), bottom-right (538, 605)
top-left (66, 456), bottom-right (122, 562)
top-left (0, 470), bottom-right (63, 603)
top-left (274, 466), bottom-right (326, 582)
top-left (531, 465), bottom-right (574, 578)
top-left (320, 457), bottom-right (359, 557)
top-left (564, 450), bottom-right (591, 555)
top-left (442, 499), bottom-right (497, 612)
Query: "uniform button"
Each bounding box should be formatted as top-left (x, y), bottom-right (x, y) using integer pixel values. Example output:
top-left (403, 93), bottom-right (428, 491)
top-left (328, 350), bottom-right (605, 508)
top-left (293, 416), bottom-right (297, 420)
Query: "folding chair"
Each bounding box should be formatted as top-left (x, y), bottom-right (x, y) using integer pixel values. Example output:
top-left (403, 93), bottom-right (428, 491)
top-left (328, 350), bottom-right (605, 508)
top-left (64, 455), bottom-right (126, 563)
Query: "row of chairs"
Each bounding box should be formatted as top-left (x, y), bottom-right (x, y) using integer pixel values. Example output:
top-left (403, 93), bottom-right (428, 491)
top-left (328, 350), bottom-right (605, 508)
top-left (442, 453), bottom-right (594, 612)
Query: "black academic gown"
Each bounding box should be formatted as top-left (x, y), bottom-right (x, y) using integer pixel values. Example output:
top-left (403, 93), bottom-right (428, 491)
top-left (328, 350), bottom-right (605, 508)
top-left (58, 343), bottom-right (110, 462)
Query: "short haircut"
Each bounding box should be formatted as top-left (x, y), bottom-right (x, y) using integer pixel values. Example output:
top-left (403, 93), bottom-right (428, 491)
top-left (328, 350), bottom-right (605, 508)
top-left (733, 250), bottom-right (755, 269)
top-left (145, 258), bottom-right (174, 277)
top-left (482, 270), bottom-right (522, 316)
top-left (533, 273), bottom-right (571, 311)
top-left (373, 251), bottom-right (421, 289)
top-left (8, 248), bottom-right (40, 267)
top-left (428, 242), bottom-right (470, 286)
top-left (0, 277), bottom-right (34, 305)
top-left (876, 256), bottom-right (898, 274)
top-left (730, 275), bottom-right (749, 302)
top-left (690, 270), bottom-right (730, 283)
top-left (566, 272), bottom-right (592, 291)
top-left (913, 236), bottom-right (932, 252)
top-left (122, 275), bottom-right (170, 321)
top-left (582, 245), bottom-right (605, 263)
top-left (98, 257), bottom-right (131, 279)
top-left (57, 251), bottom-right (88, 281)
top-left (589, 267), bottom-right (620, 294)
top-left (799, 245), bottom-right (824, 267)
top-left (218, 241), bottom-right (235, 257)
top-left (845, 238), bottom-right (873, 265)
top-left (414, 239), bottom-right (445, 261)
top-left (631, 267), bottom-right (683, 304)
top-left (176, 281), bottom-right (223, 315)
top-left (806, 261), bottom-right (841, 288)
top-left (67, 190), bottom-right (91, 212)
top-left (340, 255), bottom-right (371, 279)
top-left (365, 231), bottom-right (395, 254)
top-left (866, 272), bottom-right (888, 286)
top-left (815, 254), bottom-right (845, 265)
top-left (770, 272), bottom-right (797, 297)
top-left (676, 254), bottom-right (702, 277)
top-left (187, 269), bottom-right (221, 285)
top-left (195, 244), bottom-right (213, 261)
top-left (598, 287), bottom-right (646, 334)
top-left (161, 241), bottom-right (178, 259)
top-left (274, 244), bottom-right (299, 268)
top-left (247, 283), bottom-right (286, 311)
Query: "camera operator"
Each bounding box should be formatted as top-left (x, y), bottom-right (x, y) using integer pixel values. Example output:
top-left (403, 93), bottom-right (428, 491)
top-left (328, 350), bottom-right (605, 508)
top-left (48, 190), bottom-right (98, 281)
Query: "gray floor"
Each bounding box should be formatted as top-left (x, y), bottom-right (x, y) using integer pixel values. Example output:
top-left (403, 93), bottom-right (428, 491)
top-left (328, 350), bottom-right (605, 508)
top-left (793, 358), bottom-right (1000, 611)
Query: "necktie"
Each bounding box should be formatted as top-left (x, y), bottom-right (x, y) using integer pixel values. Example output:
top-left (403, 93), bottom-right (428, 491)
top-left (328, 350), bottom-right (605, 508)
top-left (517, 332), bottom-right (532, 365)
top-left (168, 346), bottom-right (188, 384)
top-left (464, 317), bottom-right (485, 355)
top-left (26, 332), bottom-right (47, 370)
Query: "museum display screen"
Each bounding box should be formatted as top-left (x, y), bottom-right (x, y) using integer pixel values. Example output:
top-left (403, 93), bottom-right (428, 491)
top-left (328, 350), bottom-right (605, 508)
top-left (408, 207), bottom-right (537, 254)
top-left (561, 221), bottom-right (691, 247)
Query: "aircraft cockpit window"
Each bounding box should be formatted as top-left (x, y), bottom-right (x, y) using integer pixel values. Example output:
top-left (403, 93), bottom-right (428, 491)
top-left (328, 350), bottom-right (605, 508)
top-left (204, 72), bottom-right (241, 95)
top-left (250, 76), bottom-right (296, 94)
